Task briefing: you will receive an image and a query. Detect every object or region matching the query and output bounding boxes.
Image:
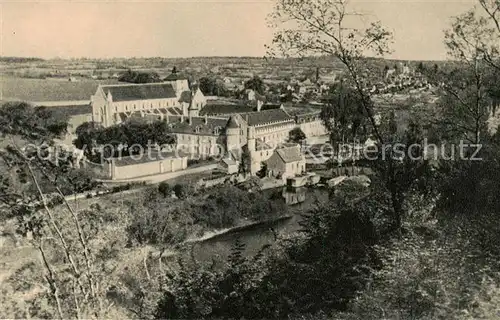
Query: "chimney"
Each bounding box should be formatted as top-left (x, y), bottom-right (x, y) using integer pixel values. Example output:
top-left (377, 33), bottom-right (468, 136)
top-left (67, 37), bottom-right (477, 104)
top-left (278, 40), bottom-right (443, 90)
top-left (257, 99), bottom-right (264, 112)
top-left (181, 114), bottom-right (184, 122)
top-left (204, 114), bottom-right (208, 124)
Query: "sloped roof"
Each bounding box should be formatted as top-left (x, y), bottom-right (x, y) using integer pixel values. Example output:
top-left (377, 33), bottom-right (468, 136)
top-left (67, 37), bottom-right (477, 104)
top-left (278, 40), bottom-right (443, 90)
top-left (101, 83), bottom-right (176, 102)
top-left (240, 109), bottom-right (294, 126)
top-left (168, 116), bottom-right (227, 136)
top-left (275, 146), bottom-right (303, 163)
top-left (200, 104), bottom-right (254, 116)
top-left (226, 116), bottom-right (240, 129)
top-left (119, 111), bottom-right (162, 123)
top-left (37, 104), bottom-right (92, 116)
top-left (164, 72), bottom-right (189, 81)
top-left (295, 111), bottom-right (321, 123)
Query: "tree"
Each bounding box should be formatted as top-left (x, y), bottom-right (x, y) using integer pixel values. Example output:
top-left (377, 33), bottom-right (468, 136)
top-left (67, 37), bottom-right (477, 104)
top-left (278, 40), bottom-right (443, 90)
top-left (173, 183), bottom-right (194, 200)
top-left (444, 0), bottom-right (499, 72)
top-left (256, 162), bottom-right (268, 178)
top-left (288, 127), bottom-right (306, 143)
top-left (157, 182), bottom-right (171, 198)
top-left (0, 102), bottom-right (114, 319)
top-left (244, 75), bottom-right (265, 95)
top-left (118, 69), bottom-right (161, 84)
top-left (267, 0), bottom-right (440, 233)
top-left (198, 76), bottom-right (227, 96)
top-left (238, 148), bottom-right (251, 176)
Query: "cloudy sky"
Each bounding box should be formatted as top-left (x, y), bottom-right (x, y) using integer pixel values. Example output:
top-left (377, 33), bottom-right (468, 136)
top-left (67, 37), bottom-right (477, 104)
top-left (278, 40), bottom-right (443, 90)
top-left (1, 0), bottom-right (476, 61)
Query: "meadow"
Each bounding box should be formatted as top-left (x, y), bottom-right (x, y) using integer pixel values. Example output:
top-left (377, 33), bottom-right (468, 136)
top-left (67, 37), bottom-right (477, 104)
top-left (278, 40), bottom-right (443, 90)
top-left (0, 76), bottom-right (118, 103)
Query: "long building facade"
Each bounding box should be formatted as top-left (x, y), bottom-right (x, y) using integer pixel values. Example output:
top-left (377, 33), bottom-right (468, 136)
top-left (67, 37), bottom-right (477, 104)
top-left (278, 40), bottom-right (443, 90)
top-left (89, 78), bottom-right (327, 178)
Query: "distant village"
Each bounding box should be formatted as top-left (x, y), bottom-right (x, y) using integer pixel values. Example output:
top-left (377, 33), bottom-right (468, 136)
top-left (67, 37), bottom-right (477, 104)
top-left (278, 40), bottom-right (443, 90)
top-left (0, 57), bottom-right (442, 205)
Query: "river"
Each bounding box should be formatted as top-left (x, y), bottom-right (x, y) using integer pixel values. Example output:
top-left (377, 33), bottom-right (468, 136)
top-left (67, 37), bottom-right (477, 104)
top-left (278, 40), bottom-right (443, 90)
top-left (188, 188), bottom-right (329, 266)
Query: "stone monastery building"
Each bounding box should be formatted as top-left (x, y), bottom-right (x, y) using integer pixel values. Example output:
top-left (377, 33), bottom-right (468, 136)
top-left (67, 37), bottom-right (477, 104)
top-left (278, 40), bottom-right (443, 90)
top-left (90, 69), bottom-right (327, 177)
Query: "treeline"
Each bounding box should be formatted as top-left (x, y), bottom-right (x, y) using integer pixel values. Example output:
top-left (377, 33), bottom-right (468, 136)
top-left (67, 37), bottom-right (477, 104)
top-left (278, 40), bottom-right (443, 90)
top-left (118, 69), bottom-right (162, 84)
top-left (127, 183), bottom-right (287, 246)
top-left (0, 57), bottom-right (45, 63)
top-left (74, 120), bottom-right (176, 160)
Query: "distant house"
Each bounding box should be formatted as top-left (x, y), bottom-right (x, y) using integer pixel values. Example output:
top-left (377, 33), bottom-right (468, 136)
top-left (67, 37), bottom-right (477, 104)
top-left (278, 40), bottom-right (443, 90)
top-left (266, 144), bottom-right (306, 180)
top-left (220, 157), bottom-right (238, 174)
top-left (246, 89), bottom-right (256, 101)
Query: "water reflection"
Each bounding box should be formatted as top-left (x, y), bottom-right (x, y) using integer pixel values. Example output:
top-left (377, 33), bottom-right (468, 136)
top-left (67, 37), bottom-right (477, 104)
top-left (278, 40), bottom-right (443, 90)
top-left (188, 188), bottom-right (329, 267)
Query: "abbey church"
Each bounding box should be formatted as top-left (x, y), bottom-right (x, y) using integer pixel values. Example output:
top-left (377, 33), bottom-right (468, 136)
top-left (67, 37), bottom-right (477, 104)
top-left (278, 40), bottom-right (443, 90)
top-left (90, 68), bottom-right (327, 178)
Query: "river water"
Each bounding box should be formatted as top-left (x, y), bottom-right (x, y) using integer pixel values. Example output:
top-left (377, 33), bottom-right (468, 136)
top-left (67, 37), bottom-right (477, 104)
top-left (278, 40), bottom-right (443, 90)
top-left (189, 188), bottom-right (329, 266)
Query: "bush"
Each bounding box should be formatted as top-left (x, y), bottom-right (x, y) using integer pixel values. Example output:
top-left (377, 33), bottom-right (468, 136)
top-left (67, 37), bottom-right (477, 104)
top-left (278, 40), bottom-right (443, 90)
top-left (173, 183), bottom-right (195, 200)
top-left (158, 182), bottom-right (171, 198)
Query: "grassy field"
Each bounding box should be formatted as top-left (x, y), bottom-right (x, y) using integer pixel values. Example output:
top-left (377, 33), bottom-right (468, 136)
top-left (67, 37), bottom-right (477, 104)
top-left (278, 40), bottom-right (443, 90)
top-left (0, 76), bottom-right (119, 102)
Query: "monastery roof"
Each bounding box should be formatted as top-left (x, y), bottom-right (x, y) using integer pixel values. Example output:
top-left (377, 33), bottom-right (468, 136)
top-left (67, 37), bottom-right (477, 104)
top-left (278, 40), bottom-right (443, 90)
top-left (113, 150), bottom-right (188, 166)
top-left (118, 111), bottom-right (162, 123)
top-left (200, 104), bottom-right (254, 116)
top-left (240, 109), bottom-right (294, 126)
top-left (37, 104), bottom-right (92, 116)
top-left (101, 83), bottom-right (177, 102)
top-left (275, 145), bottom-right (303, 163)
top-left (226, 116), bottom-right (240, 129)
top-left (164, 73), bottom-right (189, 81)
top-left (168, 116), bottom-right (227, 136)
top-left (295, 111), bottom-right (321, 122)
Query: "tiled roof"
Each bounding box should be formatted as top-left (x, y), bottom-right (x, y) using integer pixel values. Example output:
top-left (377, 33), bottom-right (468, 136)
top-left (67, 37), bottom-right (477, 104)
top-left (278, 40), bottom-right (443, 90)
top-left (240, 109), bottom-right (294, 126)
top-left (164, 73), bottom-right (189, 81)
top-left (37, 104), bottom-right (92, 116)
top-left (226, 116), bottom-right (240, 129)
top-left (168, 116), bottom-right (227, 136)
top-left (295, 111), bottom-right (321, 123)
top-left (275, 146), bottom-right (303, 163)
top-left (101, 83), bottom-right (177, 102)
top-left (113, 150), bottom-right (188, 166)
top-left (119, 111), bottom-right (162, 123)
top-left (200, 104), bottom-right (254, 116)
top-left (166, 107), bottom-right (183, 115)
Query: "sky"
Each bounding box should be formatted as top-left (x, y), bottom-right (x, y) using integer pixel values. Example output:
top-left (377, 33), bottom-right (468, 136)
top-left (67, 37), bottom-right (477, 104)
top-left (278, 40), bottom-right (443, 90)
top-left (0, 0), bottom-right (477, 61)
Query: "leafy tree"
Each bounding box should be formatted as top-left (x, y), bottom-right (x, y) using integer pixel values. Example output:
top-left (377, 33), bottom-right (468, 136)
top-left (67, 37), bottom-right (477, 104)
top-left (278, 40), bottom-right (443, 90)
top-left (0, 102), bottom-right (68, 139)
top-left (74, 120), bottom-right (175, 160)
top-left (118, 69), bottom-right (161, 84)
top-left (173, 183), bottom-right (194, 200)
top-left (199, 76), bottom-right (227, 96)
top-left (244, 75), bottom-right (265, 95)
top-left (256, 162), bottom-right (268, 178)
top-left (288, 127), bottom-right (306, 144)
top-left (157, 181), bottom-right (171, 198)
top-left (238, 148), bottom-right (251, 176)
top-left (0, 103), bottom-right (114, 318)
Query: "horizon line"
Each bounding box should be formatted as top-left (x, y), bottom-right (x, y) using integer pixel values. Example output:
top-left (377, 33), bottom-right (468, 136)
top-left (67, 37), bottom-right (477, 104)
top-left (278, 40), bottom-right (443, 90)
top-left (1, 54), bottom-right (454, 63)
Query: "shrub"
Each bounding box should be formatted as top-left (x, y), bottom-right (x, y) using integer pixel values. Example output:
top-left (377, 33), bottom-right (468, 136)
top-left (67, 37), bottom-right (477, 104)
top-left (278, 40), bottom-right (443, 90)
top-left (158, 182), bottom-right (172, 198)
